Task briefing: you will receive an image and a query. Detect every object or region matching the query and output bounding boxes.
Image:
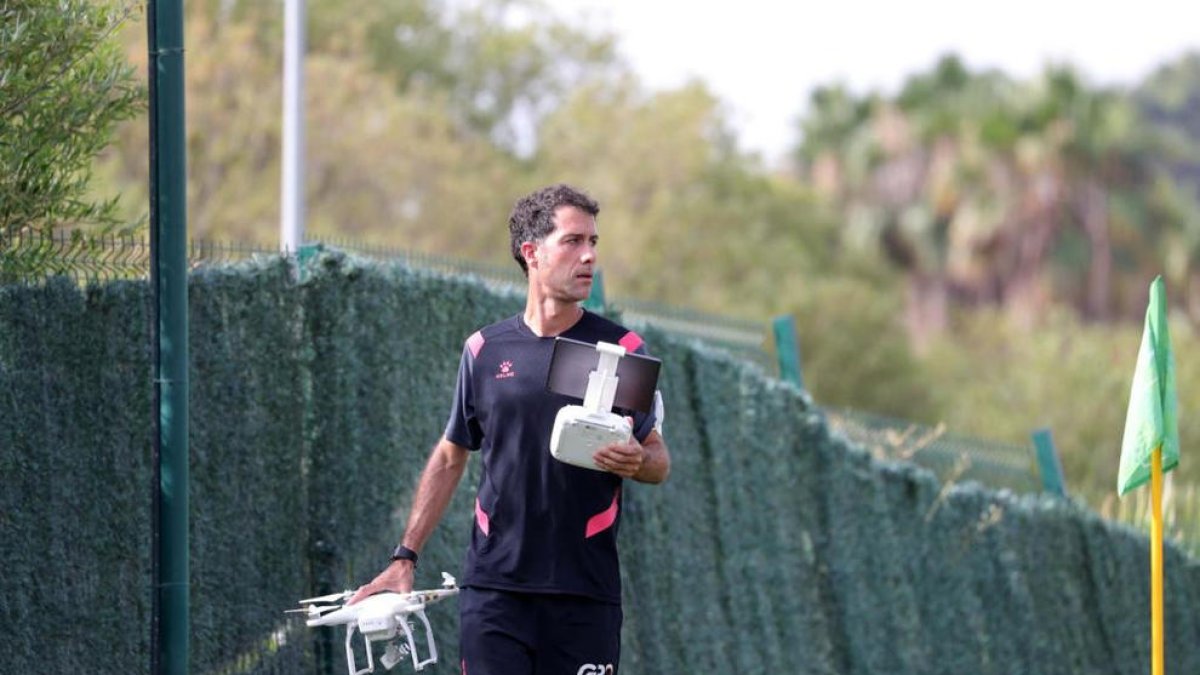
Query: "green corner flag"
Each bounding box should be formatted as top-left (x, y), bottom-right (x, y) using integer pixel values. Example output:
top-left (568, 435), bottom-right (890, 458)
top-left (1117, 275), bottom-right (1180, 496)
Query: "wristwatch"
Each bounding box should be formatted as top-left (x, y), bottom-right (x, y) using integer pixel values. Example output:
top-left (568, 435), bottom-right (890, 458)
top-left (390, 544), bottom-right (419, 566)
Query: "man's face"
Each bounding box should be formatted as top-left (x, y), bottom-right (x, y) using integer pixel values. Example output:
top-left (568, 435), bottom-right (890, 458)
top-left (525, 205), bottom-right (598, 303)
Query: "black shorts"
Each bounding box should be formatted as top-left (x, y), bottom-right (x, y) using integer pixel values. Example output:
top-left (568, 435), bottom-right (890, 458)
top-left (458, 586), bottom-right (622, 675)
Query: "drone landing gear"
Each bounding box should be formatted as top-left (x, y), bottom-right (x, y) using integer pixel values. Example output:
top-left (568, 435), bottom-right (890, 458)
top-left (344, 607), bottom-right (439, 674)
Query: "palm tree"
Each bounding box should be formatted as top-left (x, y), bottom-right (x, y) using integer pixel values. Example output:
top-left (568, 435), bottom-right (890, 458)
top-left (792, 54), bottom-right (1181, 343)
top-left (1134, 53), bottom-right (1200, 323)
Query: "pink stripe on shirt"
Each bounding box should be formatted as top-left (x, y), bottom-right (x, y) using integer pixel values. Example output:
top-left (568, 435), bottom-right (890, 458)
top-left (618, 331), bottom-right (643, 353)
top-left (585, 488), bottom-right (621, 538)
top-left (466, 331), bottom-right (485, 358)
top-left (475, 498), bottom-right (490, 537)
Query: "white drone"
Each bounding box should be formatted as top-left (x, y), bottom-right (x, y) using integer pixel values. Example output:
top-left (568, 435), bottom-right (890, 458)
top-left (289, 572), bottom-right (459, 674)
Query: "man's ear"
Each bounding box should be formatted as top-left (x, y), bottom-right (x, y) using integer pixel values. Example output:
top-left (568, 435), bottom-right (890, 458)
top-left (520, 241), bottom-right (539, 270)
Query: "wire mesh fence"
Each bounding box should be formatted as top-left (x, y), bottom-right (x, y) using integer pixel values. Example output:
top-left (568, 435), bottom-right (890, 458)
top-left (312, 235), bottom-right (527, 289)
top-left (1, 230), bottom-right (150, 283)
top-left (825, 407), bottom-right (1042, 494)
top-left (0, 229), bottom-right (279, 284)
top-left (615, 296), bottom-right (771, 368)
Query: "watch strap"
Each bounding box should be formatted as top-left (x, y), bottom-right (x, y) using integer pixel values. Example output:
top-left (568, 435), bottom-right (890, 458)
top-left (390, 544), bottom-right (419, 566)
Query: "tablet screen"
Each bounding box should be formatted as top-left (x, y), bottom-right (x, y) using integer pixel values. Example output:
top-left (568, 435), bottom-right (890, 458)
top-left (546, 337), bottom-right (661, 413)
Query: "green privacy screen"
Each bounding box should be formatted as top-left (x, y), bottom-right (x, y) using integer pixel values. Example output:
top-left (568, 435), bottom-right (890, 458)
top-left (1, 251), bottom-right (1196, 674)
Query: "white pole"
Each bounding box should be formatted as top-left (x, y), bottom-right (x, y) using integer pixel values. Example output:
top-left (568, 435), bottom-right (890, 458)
top-left (280, 0), bottom-right (305, 253)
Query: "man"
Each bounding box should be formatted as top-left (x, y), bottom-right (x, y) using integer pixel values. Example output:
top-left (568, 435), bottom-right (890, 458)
top-left (350, 184), bottom-right (671, 674)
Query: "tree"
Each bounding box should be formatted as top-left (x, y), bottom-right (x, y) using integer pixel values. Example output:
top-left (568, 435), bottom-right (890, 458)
top-left (792, 56), bottom-right (1020, 344)
top-left (535, 77), bottom-right (850, 317)
top-left (1133, 53), bottom-right (1200, 323)
top-left (193, 0), bottom-right (621, 155)
top-left (98, 5), bottom-right (530, 251)
top-left (790, 55), bottom-right (1171, 338)
top-left (0, 0), bottom-right (142, 245)
top-left (1135, 52), bottom-right (1200, 200)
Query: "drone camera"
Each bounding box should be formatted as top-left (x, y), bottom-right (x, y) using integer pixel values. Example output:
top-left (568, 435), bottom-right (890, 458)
top-left (380, 643), bottom-right (409, 670)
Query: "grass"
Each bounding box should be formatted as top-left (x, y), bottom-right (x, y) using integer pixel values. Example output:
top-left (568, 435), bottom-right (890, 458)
top-left (1099, 478), bottom-right (1200, 558)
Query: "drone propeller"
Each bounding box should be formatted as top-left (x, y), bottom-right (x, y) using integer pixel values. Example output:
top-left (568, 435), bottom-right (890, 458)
top-left (298, 590), bottom-right (352, 605)
top-left (286, 604), bottom-right (341, 617)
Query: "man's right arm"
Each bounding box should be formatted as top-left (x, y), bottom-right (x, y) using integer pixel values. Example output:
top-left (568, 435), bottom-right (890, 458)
top-left (348, 436), bottom-right (470, 603)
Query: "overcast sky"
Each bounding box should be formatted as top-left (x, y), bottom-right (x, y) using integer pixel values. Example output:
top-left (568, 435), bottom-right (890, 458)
top-left (546, 0), bottom-right (1200, 164)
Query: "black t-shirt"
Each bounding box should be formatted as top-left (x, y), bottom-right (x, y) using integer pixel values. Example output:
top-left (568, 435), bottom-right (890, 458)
top-left (444, 310), bottom-right (656, 603)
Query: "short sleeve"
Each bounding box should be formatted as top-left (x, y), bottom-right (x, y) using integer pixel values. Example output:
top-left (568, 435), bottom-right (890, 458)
top-left (444, 343), bottom-right (484, 450)
top-left (628, 342), bottom-right (659, 443)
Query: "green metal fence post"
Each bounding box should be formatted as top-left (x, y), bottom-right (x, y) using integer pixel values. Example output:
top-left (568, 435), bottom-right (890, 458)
top-left (772, 315), bottom-right (805, 388)
top-left (149, 0), bottom-right (189, 672)
top-left (296, 242), bottom-right (322, 282)
top-left (1032, 427), bottom-right (1067, 497)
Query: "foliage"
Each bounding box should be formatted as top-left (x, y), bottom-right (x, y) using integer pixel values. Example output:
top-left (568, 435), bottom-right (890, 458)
top-left (373, 0), bottom-right (620, 152)
top-left (781, 276), bottom-right (937, 422)
top-left (1135, 52), bottom-right (1200, 192)
top-left (0, 0), bottom-right (142, 243)
top-left (1132, 54), bottom-right (1200, 304)
top-left (101, 7), bottom-right (527, 254)
top-left (923, 307), bottom-right (1200, 503)
top-left (1101, 480), bottom-right (1200, 557)
top-left (534, 77), bottom-right (851, 317)
top-left (791, 54), bottom-right (1188, 336)
top-left (186, 0), bottom-right (621, 154)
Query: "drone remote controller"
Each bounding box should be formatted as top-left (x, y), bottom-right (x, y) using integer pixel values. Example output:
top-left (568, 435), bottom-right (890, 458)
top-left (549, 341), bottom-right (632, 471)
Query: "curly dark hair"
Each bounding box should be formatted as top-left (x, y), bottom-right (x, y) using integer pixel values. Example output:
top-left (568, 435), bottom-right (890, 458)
top-left (508, 184), bottom-right (600, 275)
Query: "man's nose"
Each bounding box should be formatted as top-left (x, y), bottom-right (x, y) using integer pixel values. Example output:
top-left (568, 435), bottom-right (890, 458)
top-left (580, 243), bottom-right (597, 263)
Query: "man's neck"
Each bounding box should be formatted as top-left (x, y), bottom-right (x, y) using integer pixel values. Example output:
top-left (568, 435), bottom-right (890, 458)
top-left (523, 296), bottom-right (583, 337)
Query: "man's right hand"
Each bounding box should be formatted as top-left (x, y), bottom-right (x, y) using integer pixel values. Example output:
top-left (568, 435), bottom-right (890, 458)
top-left (347, 559), bottom-right (415, 605)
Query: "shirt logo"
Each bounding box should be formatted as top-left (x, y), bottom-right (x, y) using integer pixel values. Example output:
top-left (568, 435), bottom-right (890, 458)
top-left (495, 360), bottom-right (516, 379)
top-left (577, 665), bottom-right (614, 675)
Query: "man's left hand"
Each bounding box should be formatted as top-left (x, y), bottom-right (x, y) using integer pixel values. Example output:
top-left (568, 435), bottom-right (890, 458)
top-left (593, 419), bottom-right (644, 478)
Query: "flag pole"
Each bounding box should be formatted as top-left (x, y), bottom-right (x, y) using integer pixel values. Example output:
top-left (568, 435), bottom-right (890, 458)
top-left (1151, 444), bottom-right (1165, 675)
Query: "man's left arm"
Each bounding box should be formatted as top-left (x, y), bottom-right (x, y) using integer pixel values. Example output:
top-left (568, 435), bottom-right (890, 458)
top-left (593, 428), bottom-right (670, 484)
